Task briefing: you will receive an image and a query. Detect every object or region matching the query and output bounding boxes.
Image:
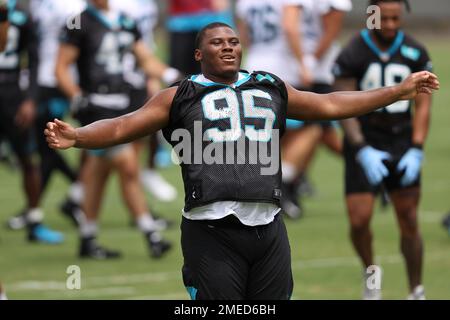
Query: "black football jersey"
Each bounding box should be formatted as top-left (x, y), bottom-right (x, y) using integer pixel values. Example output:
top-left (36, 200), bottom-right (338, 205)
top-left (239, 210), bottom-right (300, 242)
top-left (0, 4), bottom-right (37, 98)
top-left (60, 5), bottom-right (141, 95)
top-left (334, 29), bottom-right (432, 139)
top-left (163, 71), bottom-right (287, 212)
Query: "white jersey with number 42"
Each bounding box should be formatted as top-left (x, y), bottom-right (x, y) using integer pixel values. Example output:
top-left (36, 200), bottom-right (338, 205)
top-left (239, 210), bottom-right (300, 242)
top-left (236, 0), bottom-right (305, 87)
top-left (30, 0), bottom-right (86, 88)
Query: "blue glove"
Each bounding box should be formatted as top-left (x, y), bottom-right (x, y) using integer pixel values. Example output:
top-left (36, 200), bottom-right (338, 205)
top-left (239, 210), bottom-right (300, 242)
top-left (356, 146), bottom-right (391, 186)
top-left (397, 148), bottom-right (424, 186)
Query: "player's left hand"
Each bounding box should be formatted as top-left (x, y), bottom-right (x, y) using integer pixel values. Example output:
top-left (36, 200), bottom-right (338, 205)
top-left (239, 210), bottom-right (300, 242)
top-left (398, 71), bottom-right (439, 100)
top-left (15, 99), bottom-right (36, 129)
top-left (397, 147), bottom-right (424, 186)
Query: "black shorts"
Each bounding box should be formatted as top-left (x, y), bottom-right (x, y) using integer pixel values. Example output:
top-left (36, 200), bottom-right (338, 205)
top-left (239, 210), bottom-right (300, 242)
top-left (169, 31), bottom-right (201, 75)
top-left (128, 87), bottom-right (148, 113)
top-left (37, 86), bottom-right (70, 121)
top-left (181, 214), bottom-right (293, 300)
top-left (76, 104), bottom-right (128, 127)
top-left (298, 83), bottom-right (335, 129)
top-left (36, 86), bottom-right (70, 143)
top-left (344, 134), bottom-right (420, 195)
top-left (0, 84), bottom-right (36, 158)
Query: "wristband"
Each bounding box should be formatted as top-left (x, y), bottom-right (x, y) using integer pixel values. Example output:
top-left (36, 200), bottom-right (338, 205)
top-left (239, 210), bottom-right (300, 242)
top-left (412, 143), bottom-right (423, 150)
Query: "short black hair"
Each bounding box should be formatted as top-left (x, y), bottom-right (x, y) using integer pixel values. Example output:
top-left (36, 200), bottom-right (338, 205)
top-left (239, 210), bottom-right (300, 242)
top-left (369, 0), bottom-right (411, 12)
top-left (194, 22), bottom-right (234, 49)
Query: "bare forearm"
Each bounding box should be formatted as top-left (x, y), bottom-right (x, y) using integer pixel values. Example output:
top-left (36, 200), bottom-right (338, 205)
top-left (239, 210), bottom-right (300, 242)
top-left (283, 7), bottom-right (304, 64)
top-left (412, 96), bottom-right (431, 146)
top-left (340, 118), bottom-right (365, 146)
top-left (140, 54), bottom-right (168, 79)
top-left (236, 18), bottom-right (249, 49)
top-left (324, 86), bottom-right (403, 119)
top-left (0, 21), bottom-right (8, 52)
top-left (75, 117), bottom-right (132, 149)
top-left (289, 86), bottom-right (402, 121)
top-left (314, 11), bottom-right (344, 59)
top-left (74, 88), bottom-right (175, 149)
top-left (56, 66), bottom-right (81, 99)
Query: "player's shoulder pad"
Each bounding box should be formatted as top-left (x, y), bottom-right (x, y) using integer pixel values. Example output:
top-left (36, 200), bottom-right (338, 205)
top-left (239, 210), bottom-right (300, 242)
top-left (251, 70), bottom-right (283, 85)
top-left (400, 33), bottom-right (428, 62)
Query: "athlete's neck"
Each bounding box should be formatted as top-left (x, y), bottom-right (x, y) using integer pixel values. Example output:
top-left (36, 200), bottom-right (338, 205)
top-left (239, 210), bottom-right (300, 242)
top-left (370, 30), bottom-right (398, 51)
top-left (201, 72), bottom-right (239, 86)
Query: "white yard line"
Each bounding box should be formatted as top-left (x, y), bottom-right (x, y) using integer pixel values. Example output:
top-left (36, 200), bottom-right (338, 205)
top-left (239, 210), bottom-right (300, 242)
top-left (8, 250), bottom-right (447, 295)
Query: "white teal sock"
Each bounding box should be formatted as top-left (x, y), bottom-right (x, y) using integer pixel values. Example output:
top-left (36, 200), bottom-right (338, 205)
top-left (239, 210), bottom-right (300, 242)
top-left (26, 208), bottom-right (44, 224)
top-left (282, 162), bottom-right (297, 184)
top-left (80, 220), bottom-right (98, 238)
top-left (68, 182), bottom-right (84, 204)
top-left (136, 213), bottom-right (157, 233)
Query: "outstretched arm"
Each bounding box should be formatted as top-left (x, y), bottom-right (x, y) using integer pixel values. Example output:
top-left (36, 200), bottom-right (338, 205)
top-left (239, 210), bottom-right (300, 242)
top-left (45, 87), bottom-right (177, 150)
top-left (287, 71), bottom-right (439, 121)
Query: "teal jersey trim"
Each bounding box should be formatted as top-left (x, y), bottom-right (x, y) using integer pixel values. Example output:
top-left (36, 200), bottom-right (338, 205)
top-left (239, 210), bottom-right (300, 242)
top-left (361, 29), bottom-right (404, 61)
top-left (185, 286), bottom-right (197, 300)
top-left (400, 44), bottom-right (421, 61)
top-left (190, 72), bottom-right (251, 88)
top-left (87, 5), bottom-right (124, 30)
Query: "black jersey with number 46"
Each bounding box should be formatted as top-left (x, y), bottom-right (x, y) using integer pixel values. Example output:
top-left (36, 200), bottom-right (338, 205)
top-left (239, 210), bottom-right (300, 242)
top-left (163, 72), bottom-right (287, 212)
top-left (334, 29), bottom-right (432, 139)
top-left (60, 6), bottom-right (141, 96)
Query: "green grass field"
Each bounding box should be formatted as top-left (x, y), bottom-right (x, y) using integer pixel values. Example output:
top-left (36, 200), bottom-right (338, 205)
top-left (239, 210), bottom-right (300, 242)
top-left (1, 38), bottom-right (449, 300)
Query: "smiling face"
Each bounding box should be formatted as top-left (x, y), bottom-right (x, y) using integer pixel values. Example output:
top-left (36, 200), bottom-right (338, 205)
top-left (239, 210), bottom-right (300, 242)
top-left (194, 26), bottom-right (242, 84)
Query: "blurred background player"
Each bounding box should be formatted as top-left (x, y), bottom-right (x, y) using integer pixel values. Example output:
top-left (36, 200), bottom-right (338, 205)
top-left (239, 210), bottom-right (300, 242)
top-left (235, 0), bottom-right (313, 219)
top-left (0, 0), bottom-right (63, 243)
top-left (280, 0), bottom-right (352, 219)
top-left (334, 0), bottom-right (432, 300)
top-left (110, 0), bottom-right (178, 204)
top-left (7, 0), bottom-right (87, 230)
top-left (56, 0), bottom-right (177, 259)
top-left (167, 0), bottom-right (233, 75)
top-left (8, 0), bottom-right (88, 230)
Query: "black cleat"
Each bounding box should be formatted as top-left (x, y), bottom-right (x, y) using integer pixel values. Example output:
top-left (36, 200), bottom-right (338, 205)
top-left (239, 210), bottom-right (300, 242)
top-left (60, 199), bottom-right (83, 227)
top-left (79, 237), bottom-right (121, 260)
top-left (296, 174), bottom-right (316, 198)
top-left (146, 232), bottom-right (172, 258)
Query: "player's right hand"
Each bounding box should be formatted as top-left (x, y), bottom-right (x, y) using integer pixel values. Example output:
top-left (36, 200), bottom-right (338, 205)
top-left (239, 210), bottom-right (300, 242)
top-left (356, 145), bottom-right (391, 186)
top-left (44, 119), bottom-right (77, 150)
top-left (398, 71), bottom-right (439, 100)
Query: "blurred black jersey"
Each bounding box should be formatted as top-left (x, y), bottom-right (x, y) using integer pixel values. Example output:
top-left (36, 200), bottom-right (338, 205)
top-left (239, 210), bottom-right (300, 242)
top-left (163, 71), bottom-right (288, 211)
top-left (0, 4), bottom-right (37, 98)
top-left (60, 5), bottom-right (141, 96)
top-left (334, 29), bottom-right (432, 140)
